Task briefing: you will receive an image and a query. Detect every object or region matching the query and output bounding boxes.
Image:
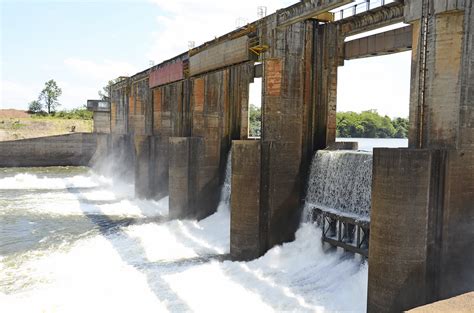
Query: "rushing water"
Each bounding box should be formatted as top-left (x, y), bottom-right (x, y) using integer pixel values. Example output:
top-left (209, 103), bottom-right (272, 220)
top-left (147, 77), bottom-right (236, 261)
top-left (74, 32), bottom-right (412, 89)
top-left (1, 160), bottom-right (368, 312)
top-left (304, 150), bottom-right (372, 221)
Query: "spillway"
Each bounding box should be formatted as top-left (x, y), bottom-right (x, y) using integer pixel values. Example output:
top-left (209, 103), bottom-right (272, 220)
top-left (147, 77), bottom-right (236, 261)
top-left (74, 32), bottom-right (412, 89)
top-left (304, 150), bottom-right (373, 221)
top-left (1, 159), bottom-right (368, 312)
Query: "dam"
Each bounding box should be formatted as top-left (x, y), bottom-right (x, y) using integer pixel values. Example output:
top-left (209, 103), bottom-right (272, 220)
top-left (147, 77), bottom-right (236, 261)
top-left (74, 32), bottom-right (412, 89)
top-left (1, 0), bottom-right (473, 312)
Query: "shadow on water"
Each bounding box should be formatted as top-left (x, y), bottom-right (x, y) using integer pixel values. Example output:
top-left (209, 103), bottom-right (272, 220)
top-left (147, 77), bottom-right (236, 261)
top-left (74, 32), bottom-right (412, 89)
top-left (67, 186), bottom-right (228, 311)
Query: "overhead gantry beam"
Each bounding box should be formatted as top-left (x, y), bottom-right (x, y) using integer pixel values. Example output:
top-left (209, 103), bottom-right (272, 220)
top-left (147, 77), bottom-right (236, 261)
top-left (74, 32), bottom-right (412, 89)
top-left (344, 25), bottom-right (412, 60)
top-left (338, 1), bottom-right (405, 37)
top-left (277, 0), bottom-right (354, 29)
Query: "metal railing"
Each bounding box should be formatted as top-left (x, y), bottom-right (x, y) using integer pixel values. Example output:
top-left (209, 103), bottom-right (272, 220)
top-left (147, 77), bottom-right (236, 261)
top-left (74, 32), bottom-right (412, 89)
top-left (310, 207), bottom-right (370, 257)
top-left (333, 0), bottom-right (396, 21)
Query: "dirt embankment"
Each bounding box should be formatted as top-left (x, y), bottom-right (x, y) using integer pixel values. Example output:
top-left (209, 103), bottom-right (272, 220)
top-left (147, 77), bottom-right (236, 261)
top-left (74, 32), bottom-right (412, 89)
top-left (0, 110), bottom-right (92, 141)
top-left (0, 109), bottom-right (30, 119)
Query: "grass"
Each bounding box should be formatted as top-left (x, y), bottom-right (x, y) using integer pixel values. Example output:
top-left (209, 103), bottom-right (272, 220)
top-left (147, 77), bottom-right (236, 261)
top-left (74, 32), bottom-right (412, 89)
top-left (0, 117), bottom-right (93, 141)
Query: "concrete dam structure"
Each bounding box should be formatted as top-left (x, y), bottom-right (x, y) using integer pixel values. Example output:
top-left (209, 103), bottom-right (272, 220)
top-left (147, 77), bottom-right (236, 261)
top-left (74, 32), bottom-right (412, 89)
top-left (102, 0), bottom-right (474, 311)
top-left (1, 0), bottom-right (472, 311)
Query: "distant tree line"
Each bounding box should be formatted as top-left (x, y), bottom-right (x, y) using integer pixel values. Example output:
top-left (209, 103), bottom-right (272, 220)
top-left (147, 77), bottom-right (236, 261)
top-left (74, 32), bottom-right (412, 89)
top-left (337, 110), bottom-right (408, 138)
top-left (249, 104), bottom-right (261, 137)
top-left (248, 107), bottom-right (408, 139)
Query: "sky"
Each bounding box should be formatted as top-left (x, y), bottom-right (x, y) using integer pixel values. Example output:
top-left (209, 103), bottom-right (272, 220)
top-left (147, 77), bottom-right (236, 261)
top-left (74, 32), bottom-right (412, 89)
top-left (1, 0), bottom-right (410, 117)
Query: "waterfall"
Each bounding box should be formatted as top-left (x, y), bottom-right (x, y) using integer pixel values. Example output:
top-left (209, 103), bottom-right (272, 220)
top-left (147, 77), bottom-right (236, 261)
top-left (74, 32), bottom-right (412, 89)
top-left (304, 150), bottom-right (372, 222)
top-left (219, 150), bottom-right (232, 206)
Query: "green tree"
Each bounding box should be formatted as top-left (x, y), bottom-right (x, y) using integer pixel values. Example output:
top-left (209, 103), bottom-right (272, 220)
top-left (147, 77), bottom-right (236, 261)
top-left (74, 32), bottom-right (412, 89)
top-left (28, 100), bottom-right (43, 113)
top-left (99, 78), bottom-right (125, 101)
top-left (39, 79), bottom-right (62, 114)
top-left (336, 110), bottom-right (408, 138)
top-left (249, 104), bottom-right (261, 137)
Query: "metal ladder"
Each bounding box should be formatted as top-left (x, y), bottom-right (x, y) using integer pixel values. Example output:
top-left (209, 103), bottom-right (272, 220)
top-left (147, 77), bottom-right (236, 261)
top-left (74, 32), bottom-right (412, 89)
top-left (416, 0), bottom-right (431, 148)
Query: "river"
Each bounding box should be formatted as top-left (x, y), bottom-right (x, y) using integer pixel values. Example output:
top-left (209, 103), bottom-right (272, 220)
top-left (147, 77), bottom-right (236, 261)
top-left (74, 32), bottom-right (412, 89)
top-left (0, 140), bottom-right (404, 312)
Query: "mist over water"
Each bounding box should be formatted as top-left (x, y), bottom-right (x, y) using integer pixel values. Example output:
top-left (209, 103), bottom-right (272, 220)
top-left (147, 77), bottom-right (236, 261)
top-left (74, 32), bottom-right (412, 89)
top-left (1, 164), bottom-right (368, 312)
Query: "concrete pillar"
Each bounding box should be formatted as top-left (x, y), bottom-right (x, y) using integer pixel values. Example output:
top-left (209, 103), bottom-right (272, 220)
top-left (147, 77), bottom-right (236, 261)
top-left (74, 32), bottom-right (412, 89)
top-left (368, 149), bottom-right (442, 312)
top-left (168, 137), bottom-right (203, 219)
top-left (151, 136), bottom-right (169, 199)
top-left (312, 22), bottom-right (342, 150)
top-left (134, 135), bottom-right (153, 199)
top-left (438, 149), bottom-right (474, 299)
top-left (368, 148), bottom-right (474, 312)
top-left (258, 19), bottom-right (310, 250)
top-left (230, 140), bottom-right (263, 260)
top-left (368, 2), bottom-right (474, 311)
top-left (406, 1), bottom-right (474, 149)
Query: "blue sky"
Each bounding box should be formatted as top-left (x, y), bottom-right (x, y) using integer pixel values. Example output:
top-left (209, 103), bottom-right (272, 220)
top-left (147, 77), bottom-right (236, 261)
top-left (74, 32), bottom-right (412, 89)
top-left (1, 0), bottom-right (410, 117)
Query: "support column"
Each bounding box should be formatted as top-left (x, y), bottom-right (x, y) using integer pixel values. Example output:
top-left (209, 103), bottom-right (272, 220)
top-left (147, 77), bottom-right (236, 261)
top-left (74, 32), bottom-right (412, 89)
top-left (368, 148), bottom-right (474, 312)
top-left (312, 22), bottom-right (342, 151)
top-left (151, 136), bottom-right (169, 199)
top-left (168, 137), bottom-right (203, 219)
top-left (368, 2), bottom-right (474, 311)
top-left (406, 0), bottom-right (474, 149)
top-left (368, 149), bottom-right (443, 312)
top-left (134, 135), bottom-right (153, 199)
top-left (230, 140), bottom-right (263, 260)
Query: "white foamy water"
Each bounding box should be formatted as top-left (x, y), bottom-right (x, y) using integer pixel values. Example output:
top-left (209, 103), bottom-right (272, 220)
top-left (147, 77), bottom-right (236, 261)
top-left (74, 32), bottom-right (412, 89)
top-left (0, 173), bottom-right (109, 190)
top-left (305, 150), bottom-right (372, 220)
top-left (1, 166), bottom-right (368, 312)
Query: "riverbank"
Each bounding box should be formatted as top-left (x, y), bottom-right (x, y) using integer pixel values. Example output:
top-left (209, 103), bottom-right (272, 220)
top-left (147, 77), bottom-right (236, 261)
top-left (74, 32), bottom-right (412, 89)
top-left (0, 110), bottom-right (92, 141)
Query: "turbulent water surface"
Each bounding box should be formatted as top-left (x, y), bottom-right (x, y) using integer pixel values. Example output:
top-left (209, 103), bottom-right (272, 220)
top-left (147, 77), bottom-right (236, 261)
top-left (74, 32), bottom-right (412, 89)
top-left (305, 150), bottom-right (372, 220)
top-left (1, 166), bottom-right (368, 313)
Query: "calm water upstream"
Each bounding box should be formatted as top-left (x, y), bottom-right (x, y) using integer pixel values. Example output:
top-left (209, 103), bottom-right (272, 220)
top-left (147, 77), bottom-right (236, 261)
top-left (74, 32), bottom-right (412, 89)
top-left (336, 137), bottom-right (408, 151)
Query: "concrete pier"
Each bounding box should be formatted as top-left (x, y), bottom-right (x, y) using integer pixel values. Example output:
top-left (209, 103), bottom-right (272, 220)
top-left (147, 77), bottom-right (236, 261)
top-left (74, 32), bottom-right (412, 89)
top-left (168, 137), bottom-right (203, 219)
top-left (368, 1), bottom-right (474, 311)
top-left (230, 141), bottom-right (263, 260)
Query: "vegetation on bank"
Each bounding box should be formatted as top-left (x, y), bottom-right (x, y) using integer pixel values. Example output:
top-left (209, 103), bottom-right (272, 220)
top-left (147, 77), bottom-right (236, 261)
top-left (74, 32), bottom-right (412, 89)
top-left (337, 110), bottom-right (408, 138)
top-left (249, 104), bottom-right (262, 137)
top-left (28, 79), bottom-right (62, 114)
top-left (30, 108), bottom-right (93, 120)
top-left (248, 106), bottom-right (408, 138)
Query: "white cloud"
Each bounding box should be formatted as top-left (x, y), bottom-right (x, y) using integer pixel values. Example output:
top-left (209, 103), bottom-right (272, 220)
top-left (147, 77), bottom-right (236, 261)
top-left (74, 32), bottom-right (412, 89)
top-left (64, 58), bottom-right (138, 82)
top-left (55, 80), bottom-right (99, 109)
top-left (0, 80), bottom-right (41, 110)
top-left (147, 0), bottom-right (298, 63)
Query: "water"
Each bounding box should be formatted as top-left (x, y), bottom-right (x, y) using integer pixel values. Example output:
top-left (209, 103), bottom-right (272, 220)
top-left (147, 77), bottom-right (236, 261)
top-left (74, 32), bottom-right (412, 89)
top-left (336, 137), bottom-right (408, 151)
top-left (305, 151), bottom-right (372, 221)
top-left (219, 150), bottom-right (232, 205)
top-left (1, 161), bottom-right (368, 312)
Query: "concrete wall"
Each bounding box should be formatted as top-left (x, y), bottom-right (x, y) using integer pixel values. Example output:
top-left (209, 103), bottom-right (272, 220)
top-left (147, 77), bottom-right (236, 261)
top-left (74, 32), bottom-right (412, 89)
top-left (368, 149), bottom-right (439, 312)
top-left (407, 1), bottom-right (474, 149)
top-left (110, 80), bottom-right (129, 135)
top-left (0, 133), bottom-right (106, 167)
top-left (168, 137), bottom-right (202, 219)
top-left (93, 111), bottom-right (111, 133)
top-left (230, 140), bottom-right (263, 260)
top-left (368, 148), bottom-right (474, 312)
top-left (189, 36), bottom-right (250, 76)
top-left (259, 18), bottom-right (308, 250)
top-left (367, 2), bottom-right (474, 310)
